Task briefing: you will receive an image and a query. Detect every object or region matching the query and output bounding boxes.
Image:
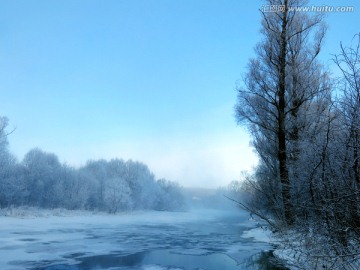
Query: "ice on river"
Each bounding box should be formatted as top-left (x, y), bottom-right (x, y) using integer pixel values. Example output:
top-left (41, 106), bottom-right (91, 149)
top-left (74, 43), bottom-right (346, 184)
top-left (0, 208), bottom-right (275, 270)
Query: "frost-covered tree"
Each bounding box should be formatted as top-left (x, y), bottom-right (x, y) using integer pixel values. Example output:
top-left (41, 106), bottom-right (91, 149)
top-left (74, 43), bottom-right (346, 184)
top-left (80, 158), bottom-right (185, 212)
top-left (125, 160), bottom-right (158, 210)
top-left (22, 148), bottom-right (64, 207)
top-left (156, 179), bottom-right (185, 211)
top-left (104, 177), bottom-right (132, 213)
top-left (61, 167), bottom-right (93, 210)
top-left (0, 117), bottom-right (23, 207)
top-left (334, 34), bottom-right (360, 189)
top-left (0, 118), bottom-right (186, 213)
top-left (235, 0), bottom-right (329, 225)
top-left (325, 34), bottom-right (360, 251)
top-left (83, 159), bottom-right (110, 210)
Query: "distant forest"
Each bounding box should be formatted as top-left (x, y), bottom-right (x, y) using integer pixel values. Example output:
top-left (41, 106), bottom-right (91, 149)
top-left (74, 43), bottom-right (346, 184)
top-left (0, 119), bottom-right (185, 213)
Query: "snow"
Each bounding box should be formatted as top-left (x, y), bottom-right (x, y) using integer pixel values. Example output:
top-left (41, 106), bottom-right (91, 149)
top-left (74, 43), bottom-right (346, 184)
top-left (269, 231), bottom-right (360, 270)
top-left (241, 226), bottom-right (274, 244)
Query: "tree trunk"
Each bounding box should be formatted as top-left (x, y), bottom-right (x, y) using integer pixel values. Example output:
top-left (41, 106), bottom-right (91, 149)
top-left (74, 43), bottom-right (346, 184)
top-left (278, 0), bottom-right (293, 225)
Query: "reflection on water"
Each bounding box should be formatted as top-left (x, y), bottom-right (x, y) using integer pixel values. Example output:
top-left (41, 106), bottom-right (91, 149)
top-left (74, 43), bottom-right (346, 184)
top-left (35, 249), bottom-right (288, 270)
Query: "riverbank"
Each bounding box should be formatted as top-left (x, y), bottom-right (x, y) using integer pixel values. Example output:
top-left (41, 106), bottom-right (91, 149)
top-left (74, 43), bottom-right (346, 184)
top-left (244, 224), bottom-right (360, 270)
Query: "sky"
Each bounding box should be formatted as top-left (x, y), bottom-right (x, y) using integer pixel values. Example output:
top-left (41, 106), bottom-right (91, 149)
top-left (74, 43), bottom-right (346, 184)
top-left (0, 0), bottom-right (359, 188)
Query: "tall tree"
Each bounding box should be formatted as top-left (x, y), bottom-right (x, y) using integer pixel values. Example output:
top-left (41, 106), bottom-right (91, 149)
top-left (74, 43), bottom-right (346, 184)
top-left (235, 0), bottom-right (328, 225)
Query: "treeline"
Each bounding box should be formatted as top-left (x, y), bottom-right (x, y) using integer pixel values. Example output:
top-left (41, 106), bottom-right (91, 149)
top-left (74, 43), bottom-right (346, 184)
top-left (0, 121), bottom-right (185, 213)
top-left (235, 0), bottom-right (360, 268)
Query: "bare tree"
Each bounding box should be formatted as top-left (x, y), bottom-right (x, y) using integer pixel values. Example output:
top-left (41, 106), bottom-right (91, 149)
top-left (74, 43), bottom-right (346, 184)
top-left (235, 0), bottom-right (328, 226)
top-left (333, 34), bottom-right (360, 240)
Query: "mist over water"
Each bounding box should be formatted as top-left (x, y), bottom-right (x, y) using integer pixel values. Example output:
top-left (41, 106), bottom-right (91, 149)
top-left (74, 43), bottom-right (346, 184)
top-left (1, 202), bottom-right (286, 270)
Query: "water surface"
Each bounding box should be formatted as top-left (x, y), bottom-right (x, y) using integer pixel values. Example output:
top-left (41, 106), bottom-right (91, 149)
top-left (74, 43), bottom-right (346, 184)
top-left (1, 209), bottom-right (287, 269)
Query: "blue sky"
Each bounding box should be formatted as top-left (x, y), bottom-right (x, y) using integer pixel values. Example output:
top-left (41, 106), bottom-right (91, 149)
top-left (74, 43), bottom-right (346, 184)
top-left (0, 0), bottom-right (359, 188)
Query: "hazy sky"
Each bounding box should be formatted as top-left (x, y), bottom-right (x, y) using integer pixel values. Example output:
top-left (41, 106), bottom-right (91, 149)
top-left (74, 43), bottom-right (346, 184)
top-left (0, 0), bottom-right (359, 188)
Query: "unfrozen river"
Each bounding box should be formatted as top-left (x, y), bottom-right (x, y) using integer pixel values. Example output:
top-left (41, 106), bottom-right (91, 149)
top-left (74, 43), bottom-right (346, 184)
top-left (0, 209), bottom-right (285, 270)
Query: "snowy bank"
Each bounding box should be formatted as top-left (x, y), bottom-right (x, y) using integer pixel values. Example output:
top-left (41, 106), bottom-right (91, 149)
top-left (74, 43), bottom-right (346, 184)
top-left (242, 225), bottom-right (360, 270)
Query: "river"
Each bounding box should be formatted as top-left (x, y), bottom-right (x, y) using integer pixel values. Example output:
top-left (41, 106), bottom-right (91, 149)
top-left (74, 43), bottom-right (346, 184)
top-left (0, 208), bottom-right (286, 269)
